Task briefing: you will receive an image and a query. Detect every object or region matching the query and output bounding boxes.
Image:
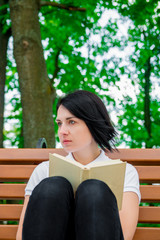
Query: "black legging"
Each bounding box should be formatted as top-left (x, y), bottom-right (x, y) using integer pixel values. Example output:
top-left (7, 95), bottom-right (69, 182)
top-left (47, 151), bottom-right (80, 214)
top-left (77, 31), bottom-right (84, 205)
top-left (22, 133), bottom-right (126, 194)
top-left (22, 177), bottom-right (124, 240)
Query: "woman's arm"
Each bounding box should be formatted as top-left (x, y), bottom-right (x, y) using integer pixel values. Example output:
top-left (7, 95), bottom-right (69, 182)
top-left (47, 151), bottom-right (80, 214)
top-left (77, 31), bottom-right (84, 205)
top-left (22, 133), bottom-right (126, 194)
top-left (16, 196), bottom-right (30, 240)
top-left (119, 192), bottom-right (139, 240)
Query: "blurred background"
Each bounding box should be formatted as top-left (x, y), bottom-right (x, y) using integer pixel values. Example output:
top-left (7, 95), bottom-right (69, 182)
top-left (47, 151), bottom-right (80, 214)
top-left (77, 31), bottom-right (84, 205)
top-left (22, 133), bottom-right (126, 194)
top-left (0, 0), bottom-right (160, 148)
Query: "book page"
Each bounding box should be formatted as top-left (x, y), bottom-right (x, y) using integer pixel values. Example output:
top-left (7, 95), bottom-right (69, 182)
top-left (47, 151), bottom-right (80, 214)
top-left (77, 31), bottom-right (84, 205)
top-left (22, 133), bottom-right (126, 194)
top-left (49, 153), bottom-right (85, 192)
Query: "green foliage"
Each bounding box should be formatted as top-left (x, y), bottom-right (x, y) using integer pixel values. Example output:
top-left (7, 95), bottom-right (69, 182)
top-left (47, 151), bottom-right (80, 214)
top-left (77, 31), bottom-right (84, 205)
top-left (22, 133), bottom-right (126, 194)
top-left (0, 3), bottom-right (11, 33)
top-left (4, 60), bottom-right (24, 148)
top-left (118, 91), bottom-right (160, 148)
top-left (2, 0), bottom-right (160, 148)
top-left (39, 0), bottom-right (112, 96)
top-left (38, 1), bottom-right (122, 145)
top-left (115, 0), bottom-right (160, 148)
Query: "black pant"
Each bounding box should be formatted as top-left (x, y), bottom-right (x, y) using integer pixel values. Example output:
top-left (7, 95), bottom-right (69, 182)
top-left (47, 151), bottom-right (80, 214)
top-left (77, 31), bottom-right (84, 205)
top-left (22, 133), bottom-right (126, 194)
top-left (22, 177), bottom-right (124, 240)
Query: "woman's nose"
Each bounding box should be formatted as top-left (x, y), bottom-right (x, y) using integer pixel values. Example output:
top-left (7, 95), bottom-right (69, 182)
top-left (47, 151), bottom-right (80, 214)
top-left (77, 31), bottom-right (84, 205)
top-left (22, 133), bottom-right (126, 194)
top-left (59, 124), bottom-right (69, 135)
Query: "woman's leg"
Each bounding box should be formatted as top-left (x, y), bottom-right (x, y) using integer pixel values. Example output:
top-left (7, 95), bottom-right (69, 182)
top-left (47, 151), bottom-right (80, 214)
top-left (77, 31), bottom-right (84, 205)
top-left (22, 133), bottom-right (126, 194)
top-left (22, 176), bottom-right (75, 240)
top-left (75, 179), bottom-right (124, 240)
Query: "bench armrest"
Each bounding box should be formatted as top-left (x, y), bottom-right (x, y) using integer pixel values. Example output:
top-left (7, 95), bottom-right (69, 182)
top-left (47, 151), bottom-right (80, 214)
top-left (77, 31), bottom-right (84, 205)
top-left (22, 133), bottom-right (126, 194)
top-left (36, 138), bottom-right (47, 148)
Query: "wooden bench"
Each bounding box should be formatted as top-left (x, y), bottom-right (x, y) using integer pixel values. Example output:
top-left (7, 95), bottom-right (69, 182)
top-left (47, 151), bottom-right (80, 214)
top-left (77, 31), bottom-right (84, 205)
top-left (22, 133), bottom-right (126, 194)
top-left (0, 148), bottom-right (160, 240)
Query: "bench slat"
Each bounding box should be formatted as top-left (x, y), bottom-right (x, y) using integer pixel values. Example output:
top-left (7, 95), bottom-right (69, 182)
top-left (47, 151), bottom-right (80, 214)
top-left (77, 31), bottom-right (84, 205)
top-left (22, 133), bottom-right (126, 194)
top-left (136, 166), bottom-right (160, 183)
top-left (133, 227), bottom-right (160, 240)
top-left (0, 225), bottom-right (160, 240)
top-left (139, 206), bottom-right (160, 223)
top-left (0, 225), bottom-right (18, 240)
top-left (140, 185), bottom-right (160, 202)
top-left (0, 149), bottom-right (67, 163)
top-left (1, 165), bottom-right (160, 183)
top-left (0, 165), bottom-right (36, 180)
top-left (0, 149), bottom-right (160, 165)
top-left (1, 184), bottom-right (160, 202)
top-left (0, 184), bottom-right (26, 199)
top-left (0, 204), bottom-right (23, 220)
top-left (1, 205), bottom-right (160, 223)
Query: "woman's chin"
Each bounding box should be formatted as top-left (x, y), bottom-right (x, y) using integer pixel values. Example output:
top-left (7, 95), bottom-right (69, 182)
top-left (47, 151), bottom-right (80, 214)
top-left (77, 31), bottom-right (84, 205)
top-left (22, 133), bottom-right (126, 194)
top-left (62, 145), bottom-right (73, 153)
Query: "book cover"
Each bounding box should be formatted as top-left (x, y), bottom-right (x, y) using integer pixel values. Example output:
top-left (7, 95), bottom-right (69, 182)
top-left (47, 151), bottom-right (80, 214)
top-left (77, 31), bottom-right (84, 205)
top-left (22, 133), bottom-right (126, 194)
top-left (49, 153), bottom-right (126, 210)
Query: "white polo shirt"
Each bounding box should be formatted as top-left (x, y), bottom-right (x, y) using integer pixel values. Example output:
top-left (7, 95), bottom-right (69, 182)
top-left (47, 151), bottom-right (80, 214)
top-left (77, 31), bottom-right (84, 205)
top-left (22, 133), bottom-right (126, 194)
top-left (25, 151), bottom-right (141, 202)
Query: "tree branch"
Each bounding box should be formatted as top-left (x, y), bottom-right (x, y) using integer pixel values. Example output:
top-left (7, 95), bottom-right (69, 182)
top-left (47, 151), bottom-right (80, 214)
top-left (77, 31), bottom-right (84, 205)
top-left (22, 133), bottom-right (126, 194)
top-left (50, 49), bottom-right (61, 85)
top-left (50, 35), bottom-right (69, 84)
top-left (40, 1), bottom-right (86, 12)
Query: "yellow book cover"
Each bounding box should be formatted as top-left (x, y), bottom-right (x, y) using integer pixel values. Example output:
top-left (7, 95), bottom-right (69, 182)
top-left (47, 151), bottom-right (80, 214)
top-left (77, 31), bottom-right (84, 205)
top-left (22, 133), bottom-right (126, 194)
top-left (49, 153), bottom-right (126, 210)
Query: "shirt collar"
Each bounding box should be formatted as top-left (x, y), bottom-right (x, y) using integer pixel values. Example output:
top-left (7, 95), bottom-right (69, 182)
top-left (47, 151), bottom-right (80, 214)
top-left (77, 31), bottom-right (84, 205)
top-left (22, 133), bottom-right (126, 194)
top-left (66, 150), bottom-right (111, 166)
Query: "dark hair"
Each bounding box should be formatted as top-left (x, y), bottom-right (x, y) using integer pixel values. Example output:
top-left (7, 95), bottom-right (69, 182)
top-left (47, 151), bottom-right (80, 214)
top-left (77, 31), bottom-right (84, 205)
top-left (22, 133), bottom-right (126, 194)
top-left (57, 90), bottom-right (117, 152)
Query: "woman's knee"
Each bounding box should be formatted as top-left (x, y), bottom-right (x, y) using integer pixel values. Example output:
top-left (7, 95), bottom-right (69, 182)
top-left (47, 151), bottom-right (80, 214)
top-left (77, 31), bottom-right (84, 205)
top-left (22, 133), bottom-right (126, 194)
top-left (76, 179), bottom-right (117, 207)
top-left (31, 176), bottom-right (74, 200)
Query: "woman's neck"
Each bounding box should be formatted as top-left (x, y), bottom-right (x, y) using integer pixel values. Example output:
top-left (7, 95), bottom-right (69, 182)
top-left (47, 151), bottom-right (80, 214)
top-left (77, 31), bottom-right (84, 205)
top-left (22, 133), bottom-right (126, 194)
top-left (72, 146), bottom-right (101, 165)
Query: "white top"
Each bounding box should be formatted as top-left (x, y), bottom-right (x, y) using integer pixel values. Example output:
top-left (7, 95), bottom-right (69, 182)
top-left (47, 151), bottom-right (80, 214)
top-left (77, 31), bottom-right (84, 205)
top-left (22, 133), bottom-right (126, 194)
top-left (25, 151), bottom-right (141, 202)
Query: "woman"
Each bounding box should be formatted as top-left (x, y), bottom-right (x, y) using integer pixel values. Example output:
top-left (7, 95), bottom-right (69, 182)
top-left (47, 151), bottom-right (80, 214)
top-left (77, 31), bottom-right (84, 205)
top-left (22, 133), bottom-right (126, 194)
top-left (16, 90), bottom-right (140, 240)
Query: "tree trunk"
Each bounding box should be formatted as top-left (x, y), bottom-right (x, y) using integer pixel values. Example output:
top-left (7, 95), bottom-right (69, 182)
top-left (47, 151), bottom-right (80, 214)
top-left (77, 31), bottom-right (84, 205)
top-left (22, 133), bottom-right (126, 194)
top-left (9, 0), bottom-right (55, 148)
top-left (0, 0), bottom-right (11, 148)
top-left (144, 57), bottom-right (152, 148)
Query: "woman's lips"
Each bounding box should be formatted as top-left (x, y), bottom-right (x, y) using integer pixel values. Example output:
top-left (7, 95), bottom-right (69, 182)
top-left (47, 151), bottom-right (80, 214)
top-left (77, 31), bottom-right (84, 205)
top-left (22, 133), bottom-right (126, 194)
top-left (63, 140), bottom-right (72, 144)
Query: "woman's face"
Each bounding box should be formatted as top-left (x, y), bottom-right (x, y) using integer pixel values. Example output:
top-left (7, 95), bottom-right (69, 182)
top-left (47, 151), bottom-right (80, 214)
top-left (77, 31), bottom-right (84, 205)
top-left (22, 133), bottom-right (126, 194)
top-left (56, 105), bottom-right (96, 153)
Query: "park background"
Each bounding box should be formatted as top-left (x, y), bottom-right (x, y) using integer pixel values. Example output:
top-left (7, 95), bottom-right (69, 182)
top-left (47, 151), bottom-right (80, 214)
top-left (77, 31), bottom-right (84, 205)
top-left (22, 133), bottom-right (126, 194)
top-left (0, 0), bottom-right (160, 233)
top-left (0, 0), bottom-right (160, 149)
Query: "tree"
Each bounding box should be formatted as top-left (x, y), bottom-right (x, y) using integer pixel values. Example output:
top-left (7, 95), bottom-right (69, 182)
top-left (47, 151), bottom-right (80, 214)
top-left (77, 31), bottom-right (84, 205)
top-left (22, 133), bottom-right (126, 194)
top-left (0, 0), bottom-right (11, 147)
top-left (9, 0), bottom-right (56, 147)
top-left (8, 0), bottom-right (115, 147)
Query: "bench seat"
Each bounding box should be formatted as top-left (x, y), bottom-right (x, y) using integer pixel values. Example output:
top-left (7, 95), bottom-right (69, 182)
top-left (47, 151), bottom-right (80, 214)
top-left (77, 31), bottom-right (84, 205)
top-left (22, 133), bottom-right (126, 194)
top-left (0, 148), bottom-right (160, 240)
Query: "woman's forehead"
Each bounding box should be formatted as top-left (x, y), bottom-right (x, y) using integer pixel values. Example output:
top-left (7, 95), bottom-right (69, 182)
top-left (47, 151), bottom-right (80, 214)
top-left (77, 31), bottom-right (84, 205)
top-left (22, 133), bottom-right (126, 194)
top-left (56, 105), bottom-right (76, 120)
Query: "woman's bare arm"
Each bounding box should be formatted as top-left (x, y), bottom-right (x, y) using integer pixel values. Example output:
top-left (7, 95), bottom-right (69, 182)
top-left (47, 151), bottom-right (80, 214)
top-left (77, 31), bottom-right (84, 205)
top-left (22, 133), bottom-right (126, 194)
top-left (16, 196), bottom-right (30, 240)
top-left (119, 192), bottom-right (139, 240)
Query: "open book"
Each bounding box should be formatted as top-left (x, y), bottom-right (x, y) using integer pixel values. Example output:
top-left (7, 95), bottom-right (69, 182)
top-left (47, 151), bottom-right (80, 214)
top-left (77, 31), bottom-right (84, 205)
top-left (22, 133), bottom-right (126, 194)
top-left (49, 153), bottom-right (126, 210)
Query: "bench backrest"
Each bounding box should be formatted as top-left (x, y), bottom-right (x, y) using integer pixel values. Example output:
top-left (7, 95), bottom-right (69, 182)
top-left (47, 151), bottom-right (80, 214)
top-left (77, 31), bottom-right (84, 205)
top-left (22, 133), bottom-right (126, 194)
top-left (0, 148), bottom-right (160, 240)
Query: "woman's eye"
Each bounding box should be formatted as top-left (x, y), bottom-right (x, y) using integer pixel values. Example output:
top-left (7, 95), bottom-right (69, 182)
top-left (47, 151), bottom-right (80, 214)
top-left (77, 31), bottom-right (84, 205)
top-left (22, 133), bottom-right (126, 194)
top-left (56, 122), bottom-right (62, 127)
top-left (69, 120), bottom-right (75, 125)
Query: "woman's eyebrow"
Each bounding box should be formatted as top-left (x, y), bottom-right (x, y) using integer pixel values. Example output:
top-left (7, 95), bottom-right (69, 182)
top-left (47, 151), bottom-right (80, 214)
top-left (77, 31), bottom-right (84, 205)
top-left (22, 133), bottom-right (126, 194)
top-left (56, 117), bottom-right (76, 121)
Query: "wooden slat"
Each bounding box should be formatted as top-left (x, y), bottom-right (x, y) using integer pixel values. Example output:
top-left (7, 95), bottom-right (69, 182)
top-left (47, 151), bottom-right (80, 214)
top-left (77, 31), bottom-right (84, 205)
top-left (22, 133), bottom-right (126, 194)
top-left (0, 184), bottom-right (160, 201)
top-left (0, 204), bottom-right (23, 220)
top-left (0, 165), bottom-right (160, 182)
top-left (133, 227), bottom-right (160, 240)
top-left (139, 206), bottom-right (160, 223)
top-left (107, 149), bottom-right (160, 165)
top-left (0, 184), bottom-right (26, 199)
top-left (0, 149), bottom-right (67, 163)
top-left (1, 205), bottom-right (160, 223)
top-left (0, 226), bottom-right (160, 240)
top-left (0, 148), bottom-right (160, 165)
top-left (140, 185), bottom-right (160, 202)
top-left (107, 149), bottom-right (160, 160)
top-left (0, 225), bottom-right (18, 240)
top-left (136, 166), bottom-right (160, 183)
top-left (0, 165), bottom-right (35, 180)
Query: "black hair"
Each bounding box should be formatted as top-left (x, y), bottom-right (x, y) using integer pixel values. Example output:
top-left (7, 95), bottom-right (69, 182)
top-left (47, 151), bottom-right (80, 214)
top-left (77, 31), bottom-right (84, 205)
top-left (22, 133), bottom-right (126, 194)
top-left (56, 90), bottom-right (117, 152)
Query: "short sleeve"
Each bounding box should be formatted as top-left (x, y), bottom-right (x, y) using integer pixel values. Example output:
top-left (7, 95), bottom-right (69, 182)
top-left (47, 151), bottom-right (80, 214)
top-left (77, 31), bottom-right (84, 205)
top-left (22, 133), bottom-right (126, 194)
top-left (25, 161), bottom-right (49, 196)
top-left (124, 163), bottom-right (141, 203)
